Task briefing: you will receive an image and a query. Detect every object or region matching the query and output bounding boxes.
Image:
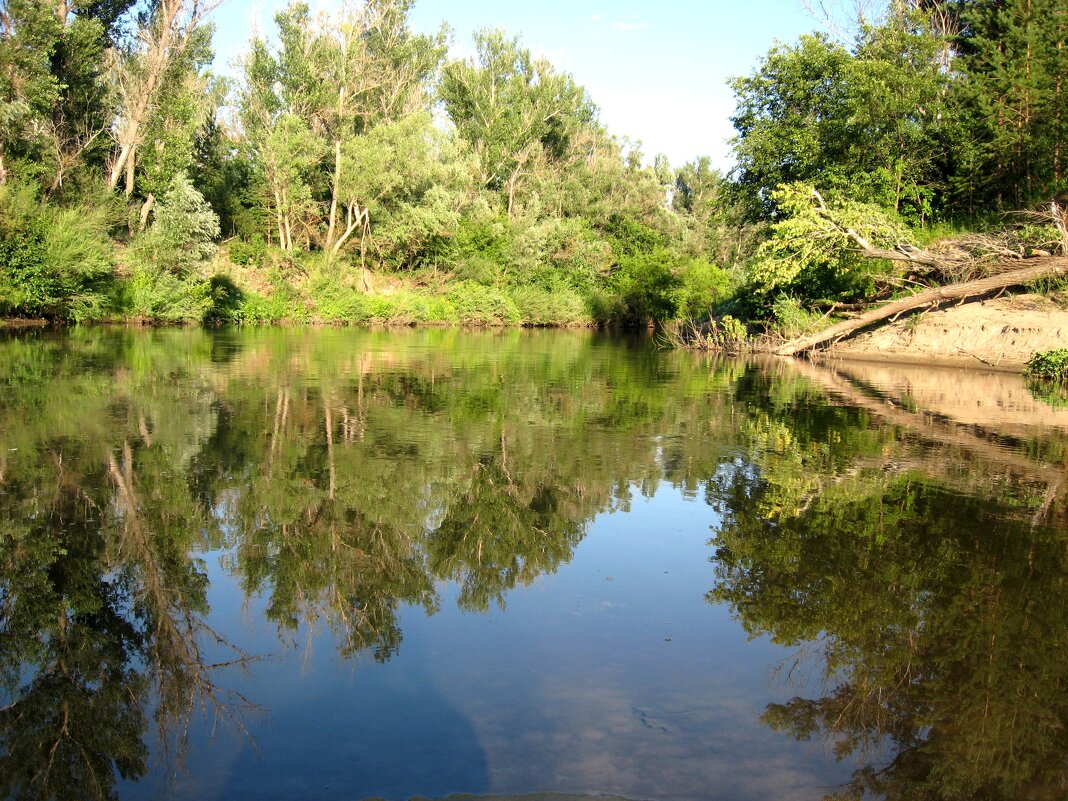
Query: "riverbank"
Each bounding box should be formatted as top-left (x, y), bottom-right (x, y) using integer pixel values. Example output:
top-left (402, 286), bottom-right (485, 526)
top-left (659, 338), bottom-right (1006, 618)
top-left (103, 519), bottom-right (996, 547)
top-left (6, 289), bottom-right (1067, 375)
top-left (825, 293), bottom-right (1068, 370)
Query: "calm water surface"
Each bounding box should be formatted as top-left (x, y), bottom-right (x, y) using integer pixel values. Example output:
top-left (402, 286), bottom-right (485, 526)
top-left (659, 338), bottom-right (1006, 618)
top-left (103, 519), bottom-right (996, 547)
top-left (2, 328), bottom-right (1068, 801)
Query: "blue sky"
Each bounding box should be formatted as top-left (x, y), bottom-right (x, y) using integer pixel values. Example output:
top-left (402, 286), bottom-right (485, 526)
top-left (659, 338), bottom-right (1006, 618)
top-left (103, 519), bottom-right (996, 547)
top-left (209, 0), bottom-right (824, 170)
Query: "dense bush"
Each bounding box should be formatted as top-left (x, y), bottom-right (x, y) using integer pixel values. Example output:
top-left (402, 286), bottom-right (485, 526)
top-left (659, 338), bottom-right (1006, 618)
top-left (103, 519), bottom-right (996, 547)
top-left (446, 281), bottom-right (521, 325)
top-left (229, 290), bottom-right (294, 324)
top-left (0, 182), bottom-right (114, 321)
top-left (510, 285), bottom-right (590, 326)
top-left (1025, 349), bottom-right (1068, 380)
top-left (133, 174), bottom-right (221, 275)
top-left (228, 236), bottom-right (267, 267)
top-left (610, 249), bottom-right (682, 325)
top-left (673, 258), bottom-right (732, 319)
top-left (771, 295), bottom-right (825, 338)
top-left (120, 267), bottom-right (213, 323)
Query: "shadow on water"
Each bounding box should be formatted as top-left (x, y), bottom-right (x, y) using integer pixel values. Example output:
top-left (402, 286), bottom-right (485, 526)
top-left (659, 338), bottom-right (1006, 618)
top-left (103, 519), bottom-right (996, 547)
top-left (4, 328), bottom-right (1068, 799)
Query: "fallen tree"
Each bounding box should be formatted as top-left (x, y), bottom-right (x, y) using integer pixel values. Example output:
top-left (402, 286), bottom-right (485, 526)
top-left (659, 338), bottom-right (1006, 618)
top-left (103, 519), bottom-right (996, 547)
top-left (774, 195), bottom-right (1068, 356)
top-left (775, 256), bottom-right (1068, 355)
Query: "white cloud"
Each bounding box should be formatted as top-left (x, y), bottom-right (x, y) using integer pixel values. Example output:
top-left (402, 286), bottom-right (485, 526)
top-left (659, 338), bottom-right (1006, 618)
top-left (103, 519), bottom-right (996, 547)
top-left (610, 21), bottom-right (649, 31)
top-left (590, 13), bottom-right (604, 21)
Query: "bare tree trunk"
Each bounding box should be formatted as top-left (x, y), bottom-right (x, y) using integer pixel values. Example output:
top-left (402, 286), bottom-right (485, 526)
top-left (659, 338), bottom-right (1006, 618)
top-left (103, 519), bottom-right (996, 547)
top-left (507, 171), bottom-right (518, 220)
top-left (272, 188), bottom-right (287, 250)
top-left (138, 194), bottom-right (155, 232)
top-left (331, 203), bottom-right (368, 257)
top-left (107, 143), bottom-right (132, 192)
top-left (282, 187), bottom-right (293, 252)
top-left (326, 139), bottom-right (342, 252)
top-left (776, 257), bottom-right (1068, 356)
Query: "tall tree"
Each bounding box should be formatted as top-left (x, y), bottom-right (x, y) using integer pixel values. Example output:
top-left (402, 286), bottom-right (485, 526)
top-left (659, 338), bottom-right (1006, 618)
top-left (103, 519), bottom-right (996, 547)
top-left (440, 29), bottom-right (597, 219)
top-left (951, 0), bottom-right (1068, 207)
top-left (237, 0), bottom-right (446, 255)
top-left (106, 0), bottom-right (221, 198)
top-left (730, 8), bottom-right (955, 222)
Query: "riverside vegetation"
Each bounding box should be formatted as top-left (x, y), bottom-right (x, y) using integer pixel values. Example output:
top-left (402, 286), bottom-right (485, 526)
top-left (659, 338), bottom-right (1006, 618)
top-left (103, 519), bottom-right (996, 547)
top-left (0, 0), bottom-right (1066, 333)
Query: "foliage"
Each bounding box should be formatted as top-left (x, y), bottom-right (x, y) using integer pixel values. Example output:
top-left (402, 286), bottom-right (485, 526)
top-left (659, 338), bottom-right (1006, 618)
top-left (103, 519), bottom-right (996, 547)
top-left (748, 183), bottom-right (910, 302)
top-left (0, 181), bottom-right (113, 320)
top-left (0, 0), bottom-right (1065, 329)
top-left (227, 236), bottom-right (267, 267)
top-left (607, 249), bottom-right (683, 324)
top-left (132, 174), bottom-right (220, 275)
top-left (233, 288), bottom-right (295, 325)
top-left (771, 295), bottom-right (824, 339)
top-left (119, 266), bottom-right (212, 323)
top-left (669, 314), bottom-right (749, 351)
top-left (510, 284), bottom-right (590, 326)
top-left (672, 258), bottom-right (732, 319)
top-left (441, 28), bottom-right (596, 200)
top-left (1024, 349), bottom-right (1068, 380)
top-left (445, 281), bottom-right (521, 325)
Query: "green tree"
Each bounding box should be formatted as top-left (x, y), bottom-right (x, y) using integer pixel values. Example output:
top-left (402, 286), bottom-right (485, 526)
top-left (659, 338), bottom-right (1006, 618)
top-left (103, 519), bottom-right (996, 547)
top-left (951, 0), bottom-right (1068, 207)
top-left (237, 0), bottom-right (445, 258)
top-left (730, 8), bottom-right (955, 222)
top-left (441, 28), bottom-right (597, 218)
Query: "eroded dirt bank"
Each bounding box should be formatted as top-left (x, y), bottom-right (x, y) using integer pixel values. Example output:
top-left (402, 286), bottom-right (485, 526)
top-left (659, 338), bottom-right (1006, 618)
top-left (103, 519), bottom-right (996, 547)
top-left (827, 293), bottom-right (1068, 370)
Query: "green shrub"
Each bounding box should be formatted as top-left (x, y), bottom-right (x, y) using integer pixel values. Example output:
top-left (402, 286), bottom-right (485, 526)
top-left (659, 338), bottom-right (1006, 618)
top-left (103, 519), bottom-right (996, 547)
top-left (707, 315), bottom-right (748, 348)
top-left (673, 259), bottom-right (731, 319)
top-left (235, 290), bottom-right (295, 324)
top-left (368, 290), bottom-right (454, 324)
top-left (313, 283), bottom-right (371, 323)
top-left (1025, 349), bottom-right (1068, 380)
top-left (510, 285), bottom-right (590, 326)
top-left (772, 295), bottom-right (825, 338)
top-left (203, 275), bottom-right (245, 324)
top-left (121, 267), bottom-right (212, 323)
top-left (602, 213), bottom-right (665, 257)
top-left (445, 281), bottom-right (521, 325)
top-left (610, 249), bottom-right (681, 324)
top-left (0, 181), bottom-right (114, 320)
top-left (450, 215), bottom-right (509, 263)
top-left (399, 291), bottom-right (452, 323)
top-left (451, 253), bottom-right (505, 285)
top-left (228, 236), bottom-right (267, 267)
top-left (133, 173), bottom-right (220, 275)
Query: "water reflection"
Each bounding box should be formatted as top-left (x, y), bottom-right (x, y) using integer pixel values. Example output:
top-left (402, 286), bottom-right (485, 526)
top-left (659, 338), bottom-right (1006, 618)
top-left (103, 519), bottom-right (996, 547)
top-left (0, 329), bottom-right (1066, 800)
top-left (711, 359), bottom-right (1068, 801)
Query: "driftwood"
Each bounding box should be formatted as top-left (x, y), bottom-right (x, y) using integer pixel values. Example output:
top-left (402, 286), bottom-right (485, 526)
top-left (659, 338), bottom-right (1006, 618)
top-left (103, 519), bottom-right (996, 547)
top-left (775, 256), bottom-right (1068, 356)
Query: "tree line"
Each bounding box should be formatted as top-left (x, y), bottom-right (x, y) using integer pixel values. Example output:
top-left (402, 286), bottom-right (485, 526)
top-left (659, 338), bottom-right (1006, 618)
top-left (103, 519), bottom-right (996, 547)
top-left (0, 0), bottom-right (1065, 328)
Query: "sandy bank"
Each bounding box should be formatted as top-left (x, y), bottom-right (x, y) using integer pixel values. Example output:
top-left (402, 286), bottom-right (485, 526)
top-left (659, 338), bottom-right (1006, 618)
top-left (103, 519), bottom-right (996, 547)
top-left (827, 293), bottom-right (1068, 370)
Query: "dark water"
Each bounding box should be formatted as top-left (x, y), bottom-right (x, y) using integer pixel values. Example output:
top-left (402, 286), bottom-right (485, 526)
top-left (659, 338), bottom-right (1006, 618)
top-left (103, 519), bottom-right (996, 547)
top-left (2, 328), bottom-right (1068, 801)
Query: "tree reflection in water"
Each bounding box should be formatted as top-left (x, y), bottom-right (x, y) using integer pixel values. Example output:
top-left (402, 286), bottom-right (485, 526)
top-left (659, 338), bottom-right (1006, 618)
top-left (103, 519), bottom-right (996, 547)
top-left (1, 329), bottom-right (1068, 799)
top-left (710, 362), bottom-right (1068, 801)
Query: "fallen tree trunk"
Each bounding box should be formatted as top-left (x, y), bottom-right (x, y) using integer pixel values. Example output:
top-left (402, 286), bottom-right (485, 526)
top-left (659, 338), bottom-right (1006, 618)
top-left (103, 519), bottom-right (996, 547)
top-left (775, 256), bottom-right (1068, 356)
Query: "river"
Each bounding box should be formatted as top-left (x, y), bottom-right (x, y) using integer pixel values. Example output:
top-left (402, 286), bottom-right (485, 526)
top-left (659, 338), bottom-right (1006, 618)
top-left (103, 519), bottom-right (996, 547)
top-left (1, 327), bottom-right (1066, 801)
